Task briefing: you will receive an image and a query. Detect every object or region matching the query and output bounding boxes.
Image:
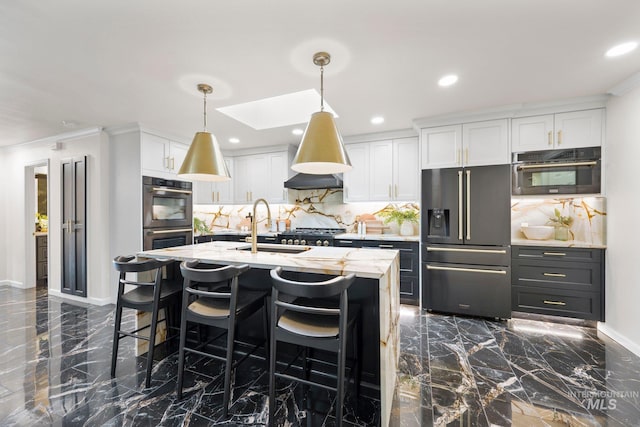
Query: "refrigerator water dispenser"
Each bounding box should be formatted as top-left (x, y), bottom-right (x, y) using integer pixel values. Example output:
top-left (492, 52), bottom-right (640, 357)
top-left (428, 209), bottom-right (449, 237)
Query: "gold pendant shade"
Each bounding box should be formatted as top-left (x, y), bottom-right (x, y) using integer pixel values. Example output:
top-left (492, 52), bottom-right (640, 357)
top-left (291, 111), bottom-right (351, 174)
top-left (177, 83), bottom-right (230, 182)
top-left (178, 131), bottom-right (230, 182)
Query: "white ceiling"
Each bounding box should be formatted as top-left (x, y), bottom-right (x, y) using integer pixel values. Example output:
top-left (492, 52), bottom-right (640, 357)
top-left (1, 0), bottom-right (639, 149)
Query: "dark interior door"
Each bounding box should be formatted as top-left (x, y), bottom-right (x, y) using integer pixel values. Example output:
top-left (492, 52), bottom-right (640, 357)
top-left (464, 164), bottom-right (511, 246)
top-left (62, 156), bottom-right (87, 297)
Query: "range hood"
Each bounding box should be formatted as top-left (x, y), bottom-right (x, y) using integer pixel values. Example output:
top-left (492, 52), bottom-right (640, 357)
top-left (284, 173), bottom-right (343, 190)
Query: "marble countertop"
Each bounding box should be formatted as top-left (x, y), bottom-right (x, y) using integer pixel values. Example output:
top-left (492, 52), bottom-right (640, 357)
top-left (138, 241), bottom-right (399, 279)
top-left (196, 230), bottom-right (279, 237)
top-left (334, 233), bottom-right (420, 242)
top-left (511, 238), bottom-right (606, 249)
top-left (34, 232), bottom-right (48, 237)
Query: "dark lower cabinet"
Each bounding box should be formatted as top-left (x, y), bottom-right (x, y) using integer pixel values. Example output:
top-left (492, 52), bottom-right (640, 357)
top-left (511, 245), bottom-right (605, 321)
top-left (61, 156), bottom-right (87, 297)
top-left (335, 239), bottom-right (420, 306)
top-left (36, 235), bottom-right (48, 286)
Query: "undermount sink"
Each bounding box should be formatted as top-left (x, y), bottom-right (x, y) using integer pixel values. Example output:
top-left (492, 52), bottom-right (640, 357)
top-left (236, 244), bottom-right (311, 254)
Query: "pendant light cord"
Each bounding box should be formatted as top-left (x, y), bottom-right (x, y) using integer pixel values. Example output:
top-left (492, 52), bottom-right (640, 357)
top-left (320, 64), bottom-right (324, 112)
top-left (203, 90), bottom-right (208, 131)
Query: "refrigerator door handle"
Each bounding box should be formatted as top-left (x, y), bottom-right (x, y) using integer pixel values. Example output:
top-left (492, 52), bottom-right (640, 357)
top-left (458, 170), bottom-right (463, 240)
top-left (426, 246), bottom-right (507, 254)
top-left (466, 169), bottom-right (471, 240)
top-left (426, 264), bottom-right (507, 275)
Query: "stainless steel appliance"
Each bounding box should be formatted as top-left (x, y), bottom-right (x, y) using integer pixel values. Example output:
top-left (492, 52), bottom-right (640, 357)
top-left (421, 165), bottom-right (511, 318)
top-left (512, 147), bottom-right (601, 195)
top-left (142, 176), bottom-right (193, 250)
top-left (279, 228), bottom-right (346, 246)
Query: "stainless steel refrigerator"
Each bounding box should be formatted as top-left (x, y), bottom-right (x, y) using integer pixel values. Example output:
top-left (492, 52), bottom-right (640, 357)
top-left (421, 164), bottom-right (511, 318)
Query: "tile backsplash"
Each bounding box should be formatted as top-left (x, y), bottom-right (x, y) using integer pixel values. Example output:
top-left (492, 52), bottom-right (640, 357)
top-left (511, 196), bottom-right (606, 245)
top-left (193, 189), bottom-right (419, 235)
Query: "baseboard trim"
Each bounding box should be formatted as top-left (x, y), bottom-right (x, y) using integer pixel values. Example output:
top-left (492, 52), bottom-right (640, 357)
top-left (597, 322), bottom-right (640, 358)
top-left (0, 280), bottom-right (30, 289)
top-left (48, 289), bottom-right (113, 306)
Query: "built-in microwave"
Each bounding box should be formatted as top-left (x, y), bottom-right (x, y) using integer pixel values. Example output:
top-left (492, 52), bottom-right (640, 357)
top-left (512, 147), bottom-right (601, 195)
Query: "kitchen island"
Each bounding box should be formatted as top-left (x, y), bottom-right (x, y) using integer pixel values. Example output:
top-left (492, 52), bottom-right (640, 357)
top-left (138, 241), bottom-right (400, 426)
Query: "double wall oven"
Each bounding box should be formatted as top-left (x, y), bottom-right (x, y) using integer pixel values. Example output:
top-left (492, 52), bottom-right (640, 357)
top-left (143, 176), bottom-right (193, 250)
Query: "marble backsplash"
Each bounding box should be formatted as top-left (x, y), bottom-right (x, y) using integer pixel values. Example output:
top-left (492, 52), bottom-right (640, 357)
top-left (193, 188), bottom-right (420, 235)
top-left (511, 196), bottom-right (606, 246)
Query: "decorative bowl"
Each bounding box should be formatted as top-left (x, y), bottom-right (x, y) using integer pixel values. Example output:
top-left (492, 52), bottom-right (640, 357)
top-left (521, 225), bottom-right (554, 240)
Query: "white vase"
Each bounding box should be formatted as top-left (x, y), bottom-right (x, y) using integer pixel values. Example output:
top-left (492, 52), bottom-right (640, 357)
top-left (400, 221), bottom-right (414, 236)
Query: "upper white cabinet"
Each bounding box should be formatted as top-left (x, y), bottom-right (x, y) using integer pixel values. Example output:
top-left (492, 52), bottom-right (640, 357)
top-left (344, 137), bottom-right (419, 202)
top-left (233, 149), bottom-right (292, 204)
top-left (420, 119), bottom-right (509, 169)
top-left (141, 132), bottom-right (189, 178)
top-left (193, 158), bottom-right (234, 204)
top-left (511, 109), bottom-right (603, 152)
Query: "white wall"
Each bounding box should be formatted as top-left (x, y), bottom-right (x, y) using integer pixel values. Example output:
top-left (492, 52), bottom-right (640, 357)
top-left (0, 129), bottom-right (113, 305)
top-left (602, 84), bottom-right (640, 356)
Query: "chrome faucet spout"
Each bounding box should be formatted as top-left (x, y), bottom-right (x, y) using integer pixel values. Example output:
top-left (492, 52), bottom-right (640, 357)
top-left (251, 198), bottom-right (272, 254)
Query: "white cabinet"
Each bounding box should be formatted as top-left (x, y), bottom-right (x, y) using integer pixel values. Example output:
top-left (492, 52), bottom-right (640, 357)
top-left (420, 119), bottom-right (509, 169)
top-left (343, 143), bottom-right (370, 202)
top-left (344, 137), bottom-right (419, 202)
top-left (141, 132), bottom-right (189, 178)
top-left (233, 150), bottom-right (291, 204)
top-left (193, 158), bottom-right (234, 204)
top-left (511, 109), bottom-right (603, 152)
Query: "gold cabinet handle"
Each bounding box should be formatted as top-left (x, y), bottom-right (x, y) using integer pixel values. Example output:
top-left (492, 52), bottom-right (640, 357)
top-left (456, 149), bottom-right (461, 165)
top-left (466, 169), bottom-right (471, 240)
top-left (557, 130), bottom-right (562, 145)
top-left (458, 170), bottom-right (463, 240)
top-left (543, 300), bottom-right (566, 306)
top-left (543, 252), bottom-right (566, 256)
top-left (465, 147), bottom-right (469, 164)
top-left (388, 184), bottom-right (392, 198)
top-left (426, 265), bottom-right (507, 275)
top-left (548, 131), bottom-right (552, 146)
top-left (164, 156), bottom-right (170, 169)
top-left (395, 184), bottom-right (398, 198)
top-left (170, 157), bottom-right (175, 170)
top-left (212, 191), bottom-right (215, 202)
top-left (544, 272), bottom-right (567, 278)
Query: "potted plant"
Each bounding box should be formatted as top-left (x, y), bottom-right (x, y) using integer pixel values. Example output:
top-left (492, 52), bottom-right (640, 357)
top-left (547, 208), bottom-right (573, 241)
top-left (193, 217), bottom-right (210, 236)
top-left (380, 206), bottom-right (419, 236)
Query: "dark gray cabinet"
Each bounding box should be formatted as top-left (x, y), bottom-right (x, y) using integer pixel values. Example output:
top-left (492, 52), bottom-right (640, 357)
top-left (61, 156), bottom-right (86, 297)
top-left (511, 245), bottom-right (605, 321)
top-left (335, 239), bottom-right (420, 306)
top-left (36, 235), bottom-right (48, 286)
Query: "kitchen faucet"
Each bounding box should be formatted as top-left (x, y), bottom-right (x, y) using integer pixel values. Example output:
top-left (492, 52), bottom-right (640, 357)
top-left (251, 198), bottom-right (272, 254)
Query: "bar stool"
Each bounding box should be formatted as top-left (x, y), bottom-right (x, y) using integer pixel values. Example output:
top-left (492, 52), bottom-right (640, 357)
top-left (176, 261), bottom-right (268, 416)
top-left (111, 255), bottom-right (182, 388)
top-left (268, 267), bottom-right (361, 426)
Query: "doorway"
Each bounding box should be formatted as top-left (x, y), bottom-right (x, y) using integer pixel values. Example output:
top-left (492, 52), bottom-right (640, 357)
top-left (25, 161), bottom-right (49, 289)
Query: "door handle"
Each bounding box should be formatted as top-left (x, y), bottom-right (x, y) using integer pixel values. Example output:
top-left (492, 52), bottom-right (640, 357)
top-left (543, 252), bottom-right (566, 257)
top-left (427, 247), bottom-right (507, 254)
top-left (146, 228), bottom-right (192, 235)
top-left (466, 169), bottom-right (471, 240)
top-left (458, 170), bottom-right (463, 240)
top-left (543, 300), bottom-right (566, 306)
top-left (151, 187), bottom-right (192, 195)
top-left (426, 265), bottom-right (507, 275)
top-left (543, 272), bottom-right (567, 278)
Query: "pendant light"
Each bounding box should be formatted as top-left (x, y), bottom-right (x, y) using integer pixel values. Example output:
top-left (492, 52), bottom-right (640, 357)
top-left (291, 52), bottom-right (352, 175)
top-left (178, 83), bottom-right (231, 182)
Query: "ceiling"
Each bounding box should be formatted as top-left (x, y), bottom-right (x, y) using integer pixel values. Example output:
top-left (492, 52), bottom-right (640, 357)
top-left (1, 0), bottom-right (639, 149)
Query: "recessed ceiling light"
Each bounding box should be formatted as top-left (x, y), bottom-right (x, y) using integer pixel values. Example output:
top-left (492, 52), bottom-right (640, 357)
top-left (438, 74), bottom-right (459, 87)
top-left (371, 116), bottom-right (385, 125)
top-left (605, 41), bottom-right (638, 57)
top-left (292, 128), bottom-right (304, 136)
top-left (229, 137), bottom-right (240, 144)
top-left (217, 89), bottom-right (337, 130)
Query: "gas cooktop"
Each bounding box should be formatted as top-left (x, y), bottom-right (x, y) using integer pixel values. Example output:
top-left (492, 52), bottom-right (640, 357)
top-left (278, 228), bottom-right (346, 246)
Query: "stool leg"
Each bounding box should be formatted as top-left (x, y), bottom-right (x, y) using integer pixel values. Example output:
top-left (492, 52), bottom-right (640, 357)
top-left (110, 302), bottom-right (123, 378)
top-left (176, 299), bottom-right (189, 399)
top-left (223, 323), bottom-right (236, 416)
top-left (145, 305), bottom-right (160, 388)
top-left (355, 316), bottom-right (362, 402)
top-left (336, 340), bottom-right (347, 426)
top-left (268, 319), bottom-right (277, 424)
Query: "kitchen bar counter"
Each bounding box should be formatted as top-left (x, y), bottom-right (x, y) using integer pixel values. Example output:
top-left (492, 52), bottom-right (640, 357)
top-left (138, 241), bottom-right (400, 426)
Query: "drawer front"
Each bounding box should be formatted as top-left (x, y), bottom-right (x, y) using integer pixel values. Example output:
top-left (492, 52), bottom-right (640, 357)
top-left (334, 239), bottom-right (361, 248)
top-left (512, 261), bottom-right (600, 292)
top-left (512, 286), bottom-right (602, 321)
top-left (258, 235), bottom-right (279, 244)
top-left (424, 244), bottom-right (510, 266)
top-left (512, 246), bottom-right (603, 263)
top-left (400, 275), bottom-right (419, 305)
top-left (423, 262), bottom-right (511, 318)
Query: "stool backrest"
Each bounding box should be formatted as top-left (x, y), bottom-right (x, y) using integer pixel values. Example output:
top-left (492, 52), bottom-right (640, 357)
top-left (113, 256), bottom-right (173, 274)
top-left (269, 267), bottom-right (355, 299)
top-left (180, 260), bottom-right (250, 285)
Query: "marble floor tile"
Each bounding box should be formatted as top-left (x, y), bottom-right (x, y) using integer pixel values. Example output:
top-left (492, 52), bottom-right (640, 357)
top-left (2, 286), bottom-right (640, 426)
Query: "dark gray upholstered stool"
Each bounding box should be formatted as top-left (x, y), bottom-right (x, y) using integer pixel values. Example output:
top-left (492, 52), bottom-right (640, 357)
top-left (268, 267), bottom-right (361, 427)
top-left (176, 261), bottom-right (268, 416)
top-left (111, 255), bottom-right (182, 388)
